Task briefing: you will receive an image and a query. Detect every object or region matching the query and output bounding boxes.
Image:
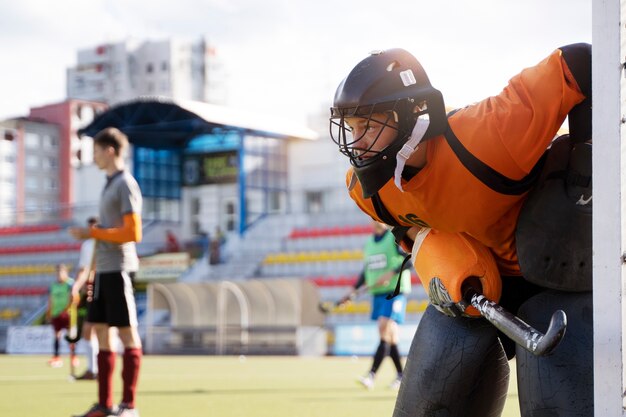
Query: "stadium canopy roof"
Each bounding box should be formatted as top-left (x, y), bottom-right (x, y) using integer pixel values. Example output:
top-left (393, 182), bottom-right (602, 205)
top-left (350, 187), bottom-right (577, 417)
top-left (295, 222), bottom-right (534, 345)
top-left (78, 96), bottom-right (318, 149)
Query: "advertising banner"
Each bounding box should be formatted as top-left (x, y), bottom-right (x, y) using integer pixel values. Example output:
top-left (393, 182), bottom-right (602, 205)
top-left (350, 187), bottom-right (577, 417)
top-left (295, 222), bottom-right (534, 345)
top-left (137, 252), bottom-right (190, 282)
top-left (332, 323), bottom-right (420, 356)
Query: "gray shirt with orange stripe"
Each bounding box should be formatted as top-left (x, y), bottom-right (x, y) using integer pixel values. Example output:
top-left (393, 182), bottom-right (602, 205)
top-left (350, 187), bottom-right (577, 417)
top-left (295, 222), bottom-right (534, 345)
top-left (96, 170), bottom-right (142, 273)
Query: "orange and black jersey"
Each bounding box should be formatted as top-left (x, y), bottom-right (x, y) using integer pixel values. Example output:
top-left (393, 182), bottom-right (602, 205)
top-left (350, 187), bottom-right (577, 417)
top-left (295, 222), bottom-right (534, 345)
top-left (347, 47), bottom-right (588, 276)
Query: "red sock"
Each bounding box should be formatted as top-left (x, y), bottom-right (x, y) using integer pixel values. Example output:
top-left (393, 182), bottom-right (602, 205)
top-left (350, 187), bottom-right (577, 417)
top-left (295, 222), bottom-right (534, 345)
top-left (122, 347), bottom-right (142, 408)
top-left (97, 350), bottom-right (116, 409)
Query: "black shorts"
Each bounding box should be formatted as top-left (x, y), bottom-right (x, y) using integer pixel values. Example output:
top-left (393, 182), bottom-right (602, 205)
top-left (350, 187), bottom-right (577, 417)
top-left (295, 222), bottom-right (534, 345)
top-left (87, 271), bottom-right (138, 327)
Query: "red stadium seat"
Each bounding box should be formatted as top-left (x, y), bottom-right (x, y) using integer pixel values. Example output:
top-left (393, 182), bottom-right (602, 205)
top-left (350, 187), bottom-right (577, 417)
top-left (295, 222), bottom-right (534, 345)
top-left (288, 224), bottom-right (373, 239)
top-left (0, 223), bottom-right (61, 236)
top-left (310, 274), bottom-right (421, 287)
top-left (0, 242), bottom-right (81, 255)
top-left (308, 275), bottom-right (358, 287)
top-left (0, 286), bottom-right (48, 296)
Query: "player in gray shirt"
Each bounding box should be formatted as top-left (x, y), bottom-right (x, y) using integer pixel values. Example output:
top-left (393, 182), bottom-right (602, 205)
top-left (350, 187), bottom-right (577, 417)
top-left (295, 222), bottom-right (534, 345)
top-left (70, 127), bottom-right (143, 417)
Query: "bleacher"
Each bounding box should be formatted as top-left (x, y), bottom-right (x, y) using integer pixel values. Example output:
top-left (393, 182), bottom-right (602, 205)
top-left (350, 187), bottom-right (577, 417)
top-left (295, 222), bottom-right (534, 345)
top-left (0, 223), bottom-right (62, 236)
top-left (261, 249), bottom-right (364, 277)
top-left (253, 222), bottom-right (427, 325)
top-left (285, 225), bottom-right (373, 251)
top-left (0, 223), bottom-right (81, 350)
top-left (260, 224), bottom-right (373, 277)
top-left (0, 213), bottom-right (427, 352)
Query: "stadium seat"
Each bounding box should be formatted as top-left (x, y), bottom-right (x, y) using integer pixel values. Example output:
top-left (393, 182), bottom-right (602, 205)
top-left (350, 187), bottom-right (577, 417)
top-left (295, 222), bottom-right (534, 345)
top-left (0, 286), bottom-right (47, 296)
top-left (287, 224), bottom-right (373, 240)
top-left (0, 264), bottom-right (60, 275)
top-left (0, 223), bottom-right (61, 236)
top-left (0, 242), bottom-right (81, 255)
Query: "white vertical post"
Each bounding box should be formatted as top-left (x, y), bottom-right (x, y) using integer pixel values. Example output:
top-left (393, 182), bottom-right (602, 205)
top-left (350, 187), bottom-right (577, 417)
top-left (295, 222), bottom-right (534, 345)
top-left (593, 0), bottom-right (626, 416)
top-left (146, 284), bottom-right (154, 354)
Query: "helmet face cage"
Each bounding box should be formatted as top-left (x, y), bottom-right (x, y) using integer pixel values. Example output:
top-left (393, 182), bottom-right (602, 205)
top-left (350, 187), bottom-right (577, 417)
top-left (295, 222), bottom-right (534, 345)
top-left (329, 49), bottom-right (447, 198)
top-left (330, 101), bottom-right (404, 168)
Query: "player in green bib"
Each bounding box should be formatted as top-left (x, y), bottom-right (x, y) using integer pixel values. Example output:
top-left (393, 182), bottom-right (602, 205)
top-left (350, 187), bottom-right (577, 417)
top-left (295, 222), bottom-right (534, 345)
top-left (46, 264), bottom-right (75, 367)
top-left (342, 221), bottom-right (411, 390)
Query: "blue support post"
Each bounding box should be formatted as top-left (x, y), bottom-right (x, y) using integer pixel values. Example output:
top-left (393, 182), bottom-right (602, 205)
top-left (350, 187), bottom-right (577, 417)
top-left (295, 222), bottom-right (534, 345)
top-left (238, 134), bottom-right (246, 236)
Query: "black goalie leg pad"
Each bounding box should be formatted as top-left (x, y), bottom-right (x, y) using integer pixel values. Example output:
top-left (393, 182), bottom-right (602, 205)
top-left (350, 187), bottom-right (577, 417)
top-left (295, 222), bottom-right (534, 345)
top-left (393, 305), bottom-right (510, 417)
top-left (516, 291), bottom-right (593, 417)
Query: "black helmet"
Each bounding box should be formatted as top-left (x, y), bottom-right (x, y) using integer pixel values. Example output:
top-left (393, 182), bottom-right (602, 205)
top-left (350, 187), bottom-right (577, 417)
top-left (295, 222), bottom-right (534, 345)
top-left (330, 49), bottom-right (446, 198)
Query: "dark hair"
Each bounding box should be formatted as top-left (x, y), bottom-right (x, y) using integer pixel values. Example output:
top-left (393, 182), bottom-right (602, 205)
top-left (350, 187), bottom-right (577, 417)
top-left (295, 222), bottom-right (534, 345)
top-left (87, 216), bottom-right (98, 226)
top-left (93, 127), bottom-right (129, 156)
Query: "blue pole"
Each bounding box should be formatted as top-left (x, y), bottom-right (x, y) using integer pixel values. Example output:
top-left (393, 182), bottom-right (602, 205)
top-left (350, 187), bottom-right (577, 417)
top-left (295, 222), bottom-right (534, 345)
top-left (238, 134), bottom-right (246, 236)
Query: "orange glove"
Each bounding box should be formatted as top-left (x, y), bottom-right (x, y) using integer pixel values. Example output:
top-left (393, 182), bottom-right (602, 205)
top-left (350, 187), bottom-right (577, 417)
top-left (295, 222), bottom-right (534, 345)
top-left (412, 228), bottom-right (502, 317)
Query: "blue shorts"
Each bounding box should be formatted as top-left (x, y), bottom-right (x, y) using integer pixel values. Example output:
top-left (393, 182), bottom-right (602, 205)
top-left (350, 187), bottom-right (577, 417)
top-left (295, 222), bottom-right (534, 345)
top-left (371, 293), bottom-right (407, 324)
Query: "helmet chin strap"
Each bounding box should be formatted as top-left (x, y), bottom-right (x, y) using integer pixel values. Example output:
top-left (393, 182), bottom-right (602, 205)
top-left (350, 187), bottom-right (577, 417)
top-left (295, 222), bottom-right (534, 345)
top-left (394, 117), bottom-right (430, 191)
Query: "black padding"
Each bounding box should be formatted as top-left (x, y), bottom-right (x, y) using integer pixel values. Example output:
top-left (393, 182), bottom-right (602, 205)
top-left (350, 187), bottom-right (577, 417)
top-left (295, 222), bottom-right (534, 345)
top-left (560, 43), bottom-right (592, 143)
top-left (393, 306), bottom-right (509, 417)
top-left (391, 226), bottom-right (411, 248)
top-left (516, 291), bottom-right (593, 417)
top-left (560, 43), bottom-right (591, 97)
top-left (516, 136), bottom-right (592, 291)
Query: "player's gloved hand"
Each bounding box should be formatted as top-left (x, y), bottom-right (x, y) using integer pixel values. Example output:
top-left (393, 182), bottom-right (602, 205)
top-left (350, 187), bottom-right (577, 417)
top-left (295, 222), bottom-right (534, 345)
top-left (338, 291), bottom-right (356, 305)
top-left (411, 228), bottom-right (502, 317)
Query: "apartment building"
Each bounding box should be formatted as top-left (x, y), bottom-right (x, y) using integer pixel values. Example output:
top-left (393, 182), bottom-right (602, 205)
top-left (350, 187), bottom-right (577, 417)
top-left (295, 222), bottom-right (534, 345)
top-left (66, 38), bottom-right (226, 105)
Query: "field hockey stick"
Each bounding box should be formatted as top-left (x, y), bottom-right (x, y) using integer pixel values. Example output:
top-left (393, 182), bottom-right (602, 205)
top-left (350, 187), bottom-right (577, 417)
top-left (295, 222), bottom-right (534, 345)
top-left (64, 300), bottom-right (80, 381)
top-left (318, 283), bottom-right (372, 314)
top-left (65, 301), bottom-right (80, 344)
top-left (66, 237), bottom-right (97, 337)
top-left (317, 270), bottom-right (399, 314)
top-left (68, 340), bottom-right (77, 380)
top-left (463, 287), bottom-right (567, 356)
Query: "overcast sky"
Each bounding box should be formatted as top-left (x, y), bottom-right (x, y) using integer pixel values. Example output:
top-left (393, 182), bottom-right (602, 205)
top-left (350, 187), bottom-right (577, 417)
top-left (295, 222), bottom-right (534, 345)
top-left (0, 0), bottom-right (591, 125)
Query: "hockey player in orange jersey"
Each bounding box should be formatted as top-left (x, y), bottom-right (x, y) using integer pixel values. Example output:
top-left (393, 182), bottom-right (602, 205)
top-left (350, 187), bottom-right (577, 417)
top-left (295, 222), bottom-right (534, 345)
top-left (330, 44), bottom-right (592, 416)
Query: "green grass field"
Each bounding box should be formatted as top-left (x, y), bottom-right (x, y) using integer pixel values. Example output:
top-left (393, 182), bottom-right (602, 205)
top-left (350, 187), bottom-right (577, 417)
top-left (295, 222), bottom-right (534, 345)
top-left (0, 354), bottom-right (521, 417)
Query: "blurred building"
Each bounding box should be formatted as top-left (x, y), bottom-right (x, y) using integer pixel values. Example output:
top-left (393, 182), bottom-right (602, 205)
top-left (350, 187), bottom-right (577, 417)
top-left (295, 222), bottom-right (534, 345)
top-left (0, 99), bottom-right (108, 225)
top-left (29, 100), bottom-right (109, 219)
top-left (287, 108), bottom-right (348, 215)
top-left (2, 118), bottom-right (60, 222)
top-left (78, 98), bottom-right (318, 239)
top-left (0, 124), bottom-right (20, 224)
top-left (66, 37), bottom-right (226, 105)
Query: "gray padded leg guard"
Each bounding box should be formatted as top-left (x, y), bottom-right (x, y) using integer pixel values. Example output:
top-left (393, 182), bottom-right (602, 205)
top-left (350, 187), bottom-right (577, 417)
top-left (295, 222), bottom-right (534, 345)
top-left (393, 305), bottom-right (510, 417)
top-left (517, 291), bottom-right (593, 417)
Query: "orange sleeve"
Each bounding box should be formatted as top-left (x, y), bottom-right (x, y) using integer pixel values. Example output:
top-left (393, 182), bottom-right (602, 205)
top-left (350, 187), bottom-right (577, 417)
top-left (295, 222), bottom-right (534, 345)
top-left (89, 213), bottom-right (142, 244)
top-left (450, 49), bottom-right (586, 180)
